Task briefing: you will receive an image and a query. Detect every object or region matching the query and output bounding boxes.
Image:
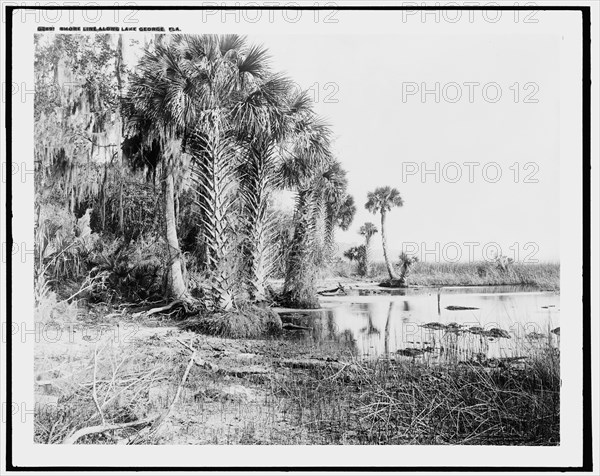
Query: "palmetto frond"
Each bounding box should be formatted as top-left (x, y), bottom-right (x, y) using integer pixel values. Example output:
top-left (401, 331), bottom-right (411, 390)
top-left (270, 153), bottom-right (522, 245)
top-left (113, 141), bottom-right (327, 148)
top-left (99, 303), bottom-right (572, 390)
top-left (237, 43), bottom-right (270, 81)
top-left (231, 73), bottom-right (293, 142)
top-left (287, 90), bottom-right (314, 117)
top-left (336, 195), bottom-right (356, 231)
top-left (279, 115), bottom-right (333, 189)
top-left (219, 34), bottom-right (247, 57)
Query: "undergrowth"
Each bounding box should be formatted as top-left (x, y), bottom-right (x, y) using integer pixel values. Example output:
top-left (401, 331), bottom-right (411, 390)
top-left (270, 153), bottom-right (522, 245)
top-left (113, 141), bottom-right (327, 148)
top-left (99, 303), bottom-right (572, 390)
top-left (180, 304), bottom-right (283, 339)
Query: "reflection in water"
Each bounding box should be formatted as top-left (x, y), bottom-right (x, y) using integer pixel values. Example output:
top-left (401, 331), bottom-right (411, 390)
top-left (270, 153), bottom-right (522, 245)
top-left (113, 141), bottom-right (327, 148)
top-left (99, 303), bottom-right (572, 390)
top-left (290, 286), bottom-right (560, 362)
top-left (384, 302), bottom-right (393, 357)
top-left (360, 314), bottom-right (380, 336)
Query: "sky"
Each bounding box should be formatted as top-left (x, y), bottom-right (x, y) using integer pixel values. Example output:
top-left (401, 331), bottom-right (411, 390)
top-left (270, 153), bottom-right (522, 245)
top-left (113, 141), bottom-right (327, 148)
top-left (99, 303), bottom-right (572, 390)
top-left (118, 32), bottom-right (560, 263)
top-left (250, 33), bottom-right (560, 263)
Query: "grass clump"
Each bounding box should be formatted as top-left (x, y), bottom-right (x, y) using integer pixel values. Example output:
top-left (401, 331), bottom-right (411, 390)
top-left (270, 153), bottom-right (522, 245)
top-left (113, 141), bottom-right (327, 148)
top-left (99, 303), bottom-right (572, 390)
top-left (181, 304), bottom-right (282, 339)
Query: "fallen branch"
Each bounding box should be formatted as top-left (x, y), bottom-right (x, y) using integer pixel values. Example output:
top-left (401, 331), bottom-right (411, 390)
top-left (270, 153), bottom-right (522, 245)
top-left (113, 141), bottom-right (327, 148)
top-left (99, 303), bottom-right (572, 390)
top-left (62, 415), bottom-right (159, 444)
top-left (317, 282), bottom-right (347, 296)
top-left (129, 339), bottom-right (198, 444)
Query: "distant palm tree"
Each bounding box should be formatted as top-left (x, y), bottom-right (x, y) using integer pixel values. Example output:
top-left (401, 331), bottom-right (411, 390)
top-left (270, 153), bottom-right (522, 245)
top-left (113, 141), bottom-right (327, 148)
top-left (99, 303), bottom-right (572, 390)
top-left (365, 187), bottom-right (404, 280)
top-left (343, 246), bottom-right (363, 272)
top-left (398, 251), bottom-right (418, 286)
top-left (359, 222), bottom-right (378, 277)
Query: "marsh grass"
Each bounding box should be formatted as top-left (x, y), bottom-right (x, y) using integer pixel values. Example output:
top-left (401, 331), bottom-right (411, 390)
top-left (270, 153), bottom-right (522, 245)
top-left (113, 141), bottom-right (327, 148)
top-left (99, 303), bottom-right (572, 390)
top-left (275, 350), bottom-right (560, 445)
top-left (351, 261), bottom-right (560, 290)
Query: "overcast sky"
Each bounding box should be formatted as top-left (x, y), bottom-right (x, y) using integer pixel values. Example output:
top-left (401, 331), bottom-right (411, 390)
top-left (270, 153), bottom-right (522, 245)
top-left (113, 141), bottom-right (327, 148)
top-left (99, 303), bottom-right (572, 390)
top-left (119, 32), bottom-right (560, 263)
top-left (251, 33), bottom-right (560, 263)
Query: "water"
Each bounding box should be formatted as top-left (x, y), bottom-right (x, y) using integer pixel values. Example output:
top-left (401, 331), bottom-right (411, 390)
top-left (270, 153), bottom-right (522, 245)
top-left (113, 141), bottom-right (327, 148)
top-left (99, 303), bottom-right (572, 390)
top-left (282, 285), bottom-right (560, 362)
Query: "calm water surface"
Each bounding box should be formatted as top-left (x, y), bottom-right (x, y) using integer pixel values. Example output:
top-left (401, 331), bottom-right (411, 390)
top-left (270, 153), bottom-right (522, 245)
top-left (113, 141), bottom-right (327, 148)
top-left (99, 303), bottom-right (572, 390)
top-left (284, 286), bottom-right (560, 361)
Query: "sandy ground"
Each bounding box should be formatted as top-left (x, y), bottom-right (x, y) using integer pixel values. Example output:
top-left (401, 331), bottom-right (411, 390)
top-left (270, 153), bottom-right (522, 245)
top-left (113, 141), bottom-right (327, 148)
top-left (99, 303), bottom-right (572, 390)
top-left (34, 309), bottom-right (352, 444)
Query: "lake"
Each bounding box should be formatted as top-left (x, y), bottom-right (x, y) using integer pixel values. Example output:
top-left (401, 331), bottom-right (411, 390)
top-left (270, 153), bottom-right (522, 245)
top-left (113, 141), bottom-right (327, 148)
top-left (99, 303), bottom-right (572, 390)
top-left (282, 285), bottom-right (560, 362)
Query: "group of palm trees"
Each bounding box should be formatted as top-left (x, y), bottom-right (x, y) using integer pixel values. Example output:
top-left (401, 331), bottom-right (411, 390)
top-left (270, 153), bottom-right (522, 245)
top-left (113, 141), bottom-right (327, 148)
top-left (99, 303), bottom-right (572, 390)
top-left (35, 33), bottom-right (409, 314)
top-left (122, 34), bottom-right (360, 311)
top-left (345, 187), bottom-right (406, 282)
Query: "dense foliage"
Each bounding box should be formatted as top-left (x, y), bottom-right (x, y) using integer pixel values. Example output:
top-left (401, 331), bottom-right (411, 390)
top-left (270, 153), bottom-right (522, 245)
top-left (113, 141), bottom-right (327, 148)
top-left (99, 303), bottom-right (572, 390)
top-left (34, 34), bottom-right (356, 319)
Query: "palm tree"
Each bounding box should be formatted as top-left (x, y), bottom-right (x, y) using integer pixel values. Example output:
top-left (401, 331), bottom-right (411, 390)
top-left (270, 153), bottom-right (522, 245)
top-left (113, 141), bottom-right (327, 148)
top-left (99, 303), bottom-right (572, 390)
top-left (280, 115), bottom-right (334, 308)
top-left (234, 75), bottom-right (299, 301)
top-left (365, 186), bottom-right (404, 281)
top-left (314, 161), bottom-right (353, 266)
top-left (359, 222), bottom-right (378, 277)
top-left (398, 252), bottom-right (418, 285)
top-left (162, 35), bottom-right (275, 310)
top-left (345, 245), bottom-right (365, 275)
top-left (343, 246), bottom-right (362, 264)
top-left (124, 39), bottom-right (200, 301)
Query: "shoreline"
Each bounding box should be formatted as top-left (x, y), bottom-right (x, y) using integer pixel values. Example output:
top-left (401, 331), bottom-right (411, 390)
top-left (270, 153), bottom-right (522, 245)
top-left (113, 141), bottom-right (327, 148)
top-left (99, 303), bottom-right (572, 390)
top-left (34, 313), bottom-right (559, 445)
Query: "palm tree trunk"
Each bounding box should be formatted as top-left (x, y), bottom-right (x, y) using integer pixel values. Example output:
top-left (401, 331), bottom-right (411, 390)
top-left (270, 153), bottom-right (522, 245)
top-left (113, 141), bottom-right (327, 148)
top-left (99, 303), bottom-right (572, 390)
top-left (364, 236), bottom-right (371, 277)
top-left (244, 182), bottom-right (269, 301)
top-left (118, 178), bottom-right (124, 234)
top-left (282, 189), bottom-right (319, 308)
top-left (191, 122), bottom-right (235, 311)
top-left (242, 144), bottom-right (272, 302)
top-left (384, 302), bottom-right (393, 357)
top-left (163, 160), bottom-right (188, 300)
top-left (381, 211), bottom-right (398, 280)
top-left (323, 206), bottom-right (337, 266)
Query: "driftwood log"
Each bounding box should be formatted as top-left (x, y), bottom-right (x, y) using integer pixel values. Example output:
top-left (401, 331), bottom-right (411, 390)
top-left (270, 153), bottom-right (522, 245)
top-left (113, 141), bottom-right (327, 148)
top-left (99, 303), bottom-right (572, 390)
top-left (317, 283), bottom-right (347, 296)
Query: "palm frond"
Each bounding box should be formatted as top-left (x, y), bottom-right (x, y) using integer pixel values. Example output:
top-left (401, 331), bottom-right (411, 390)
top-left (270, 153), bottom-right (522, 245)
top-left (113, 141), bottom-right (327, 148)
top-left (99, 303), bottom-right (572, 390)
top-left (237, 44), bottom-right (270, 80)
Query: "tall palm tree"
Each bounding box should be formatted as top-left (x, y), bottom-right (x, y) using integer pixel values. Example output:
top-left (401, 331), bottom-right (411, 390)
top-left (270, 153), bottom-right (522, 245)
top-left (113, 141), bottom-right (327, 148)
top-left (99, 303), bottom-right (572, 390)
top-left (280, 116), bottom-right (334, 308)
top-left (234, 75), bottom-right (298, 301)
top-left (314, 161), bottom-right (352, 266)
top-left (180, 34), bottom-right (279, 310)
top-left (365, 186), bottom-right (404, 280)
top-left (359, 222), bottom-right (378, 277)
